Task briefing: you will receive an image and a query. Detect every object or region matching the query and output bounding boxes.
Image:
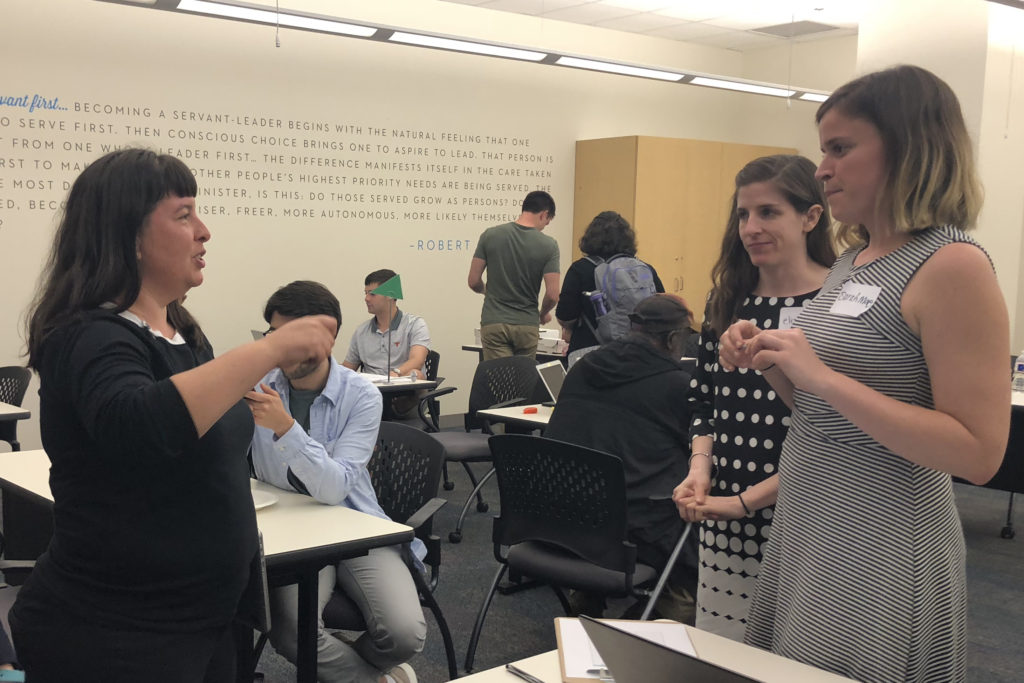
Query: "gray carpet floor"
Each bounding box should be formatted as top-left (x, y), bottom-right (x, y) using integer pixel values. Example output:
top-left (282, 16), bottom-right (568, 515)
top-left (255, 466), bottom-right (1024, 682)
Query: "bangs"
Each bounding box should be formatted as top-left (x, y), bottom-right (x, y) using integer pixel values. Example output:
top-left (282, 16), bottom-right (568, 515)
top-left (157, 153), bottom-right (198, 199)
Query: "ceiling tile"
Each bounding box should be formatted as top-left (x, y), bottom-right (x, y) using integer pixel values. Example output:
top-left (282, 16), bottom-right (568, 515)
top-left (541, 3), bottom-right (641, 23)
top-left (595, 12), bottom-right (683, 33)
top-left (689, 29), bottom-right (781, 50)
top-left (645, 21), bottom-right (729, 41)
top-left (477, 0), bottom-right (590, 14)
top-left (436, 0), bottom-right (862, 52)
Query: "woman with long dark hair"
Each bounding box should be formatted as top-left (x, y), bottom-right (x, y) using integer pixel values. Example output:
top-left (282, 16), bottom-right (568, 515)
top-left (673, 154), bottom-right (834, 641)
top-left (11, 148), bottom-right (335, 682)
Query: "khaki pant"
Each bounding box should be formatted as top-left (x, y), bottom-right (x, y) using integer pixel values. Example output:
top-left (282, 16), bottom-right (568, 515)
top-left (480, 323), bottom-right (539, 360)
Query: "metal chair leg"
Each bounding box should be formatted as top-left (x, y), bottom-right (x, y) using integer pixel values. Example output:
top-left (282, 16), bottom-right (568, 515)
top-left (1001, 492), bottom-right (1016, 539)
top-left (640, 522), bottom-right (693, 621)
top-left (464, 563), bottom-right (508, 674)
top-left (552, 585), bottom-right (571, 615)
top-left (449, 467), bottom-right (496, 544)
top-left (411, 567), bottom-right (460, 680)
top-left (461, 462), bottom-right (489, 512)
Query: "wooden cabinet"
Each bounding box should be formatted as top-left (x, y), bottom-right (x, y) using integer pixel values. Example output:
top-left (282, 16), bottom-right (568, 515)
top-left (573, 136), bottom-right (795, 322)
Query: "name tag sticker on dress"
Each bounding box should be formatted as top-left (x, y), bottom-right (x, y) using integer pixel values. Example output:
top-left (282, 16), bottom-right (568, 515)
top-left (778, 306), bottom-right (804, 330)
top-left (830, 282), bottom-right (881, 317)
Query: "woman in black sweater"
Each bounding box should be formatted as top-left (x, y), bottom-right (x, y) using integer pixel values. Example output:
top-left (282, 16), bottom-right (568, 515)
top-left (11, 149), bottom-right (335, 683)
top-left (555, 211), bottom-right (665, 354)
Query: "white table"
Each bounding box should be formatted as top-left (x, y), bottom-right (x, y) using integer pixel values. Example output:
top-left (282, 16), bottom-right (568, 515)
top-left (0, 450), bottom-right (413, 683)
top-left (371, 377), bottom-right (438, 394)
top-left (478, 403), bottom-right (553, 431)
top-left (459, 624), bottom-right (856, 682)
top-left (462, 344), bottom-right (566, 365)
top-left (0, 401), bottom-right (30, 421)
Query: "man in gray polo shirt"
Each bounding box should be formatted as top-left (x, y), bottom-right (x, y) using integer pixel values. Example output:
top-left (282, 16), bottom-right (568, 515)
top-left (343, 269), bottom-right (431, 417)
top-left (468, 190), bottom-right (561, 360)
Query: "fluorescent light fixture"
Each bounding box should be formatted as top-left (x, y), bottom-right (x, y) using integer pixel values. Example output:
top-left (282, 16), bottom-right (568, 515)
top-left (555, 56), bottom-right (684, 82)
top-left (96, 0), bottom-right (831, 101)
top-left (690, 76), bottom-right (794, 98)
top-left (389, 31), bottom-right (547, 62)
top-left (798, 92), bottom-right (830, 103)
top-left (176, 0), bottom-right (377, 37)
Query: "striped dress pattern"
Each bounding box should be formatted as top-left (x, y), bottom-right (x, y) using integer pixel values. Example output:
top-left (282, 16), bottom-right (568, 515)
top-left (688, 291), bottom-right (818, 641)
top-left (745, 226), bottom-right (978, 682)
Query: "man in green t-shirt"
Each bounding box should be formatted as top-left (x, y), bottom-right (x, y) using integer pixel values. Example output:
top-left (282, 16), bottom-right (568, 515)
top-left (468, 190), bottom-right (561, 360)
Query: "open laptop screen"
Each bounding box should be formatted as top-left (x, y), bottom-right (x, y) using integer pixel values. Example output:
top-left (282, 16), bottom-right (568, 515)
top-left (536, 360), bottom-right (567, 403)
top-left (579, 616), bottom-right (760, 683)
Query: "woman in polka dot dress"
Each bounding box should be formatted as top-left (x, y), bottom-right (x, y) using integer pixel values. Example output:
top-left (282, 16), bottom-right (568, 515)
top-left (673, 155), bottom-right (834, 641)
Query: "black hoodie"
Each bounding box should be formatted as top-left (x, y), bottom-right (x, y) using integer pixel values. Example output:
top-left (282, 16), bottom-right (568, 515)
top-left (545, 335), bottom-right (697, 586)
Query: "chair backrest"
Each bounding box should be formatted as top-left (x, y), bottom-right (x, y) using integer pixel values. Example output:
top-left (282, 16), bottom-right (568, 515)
top-left (466, 356), bottom-right (539, 430)
top-left (368, 421), bottom-right (445, 526)
top-left (488, 434), bottom-right (636, 574)
top-left (0, 367), bottom-right (31, 407)
top-left (424, 349), bottom-right (440, 381)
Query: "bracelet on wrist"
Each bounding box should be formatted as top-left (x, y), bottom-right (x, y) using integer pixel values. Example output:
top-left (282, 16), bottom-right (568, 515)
top-left (737, 491), bottom-right (752, 516)
top-left (761, 362), bottom-right (776, 372)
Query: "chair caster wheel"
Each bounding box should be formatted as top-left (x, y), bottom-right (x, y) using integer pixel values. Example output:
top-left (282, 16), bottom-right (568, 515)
top-left (1001, 526), bottom-right (1015, 539)
top-left (449, 531), bottom-right (463, 544)
top-left (477, 501), bottom-right (489, 513)
top-left (443, 481), bottom-right (455, 491)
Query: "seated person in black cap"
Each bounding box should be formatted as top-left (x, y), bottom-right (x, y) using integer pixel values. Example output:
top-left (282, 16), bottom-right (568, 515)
top-left (544, 293), bottom-right (698, 622)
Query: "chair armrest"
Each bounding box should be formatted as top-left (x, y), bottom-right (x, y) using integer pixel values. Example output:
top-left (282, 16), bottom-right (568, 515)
top-left (487, 397), bottom-right (527, 410)
top-left (416, 386), bottom-right (458, 431)
top-left (479, 397), bottom-right (527, 433)
top-left (406, 497), bottom-right (446, 532)
top-left (420, 386), bottom-right (457, 402)
top-left (0, 560), bottom-right (35, 571)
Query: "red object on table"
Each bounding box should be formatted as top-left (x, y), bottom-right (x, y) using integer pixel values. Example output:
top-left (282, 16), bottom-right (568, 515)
top-left (523, 406), bottom-right (538, 414)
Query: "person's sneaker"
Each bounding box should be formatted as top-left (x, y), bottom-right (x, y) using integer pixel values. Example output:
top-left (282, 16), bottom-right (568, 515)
top-left (382, 662), bottom-right (417, 683)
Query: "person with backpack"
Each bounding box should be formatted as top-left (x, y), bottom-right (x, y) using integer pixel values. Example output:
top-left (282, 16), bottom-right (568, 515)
top-left (555, 211), bottom-right (666, 356)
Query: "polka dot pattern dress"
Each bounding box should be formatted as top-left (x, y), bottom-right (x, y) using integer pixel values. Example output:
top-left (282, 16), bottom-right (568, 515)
top-left (687, 291), bottom-right (817, 641)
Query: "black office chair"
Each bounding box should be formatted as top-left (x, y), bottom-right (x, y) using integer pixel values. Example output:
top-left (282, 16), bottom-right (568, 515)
top-left (0, 366), bottom-right (31, 451)
top-left (391, 349), bottom-right (443, 431)
top-left (463, 434), bottom-right (660, 673)
top-left (416, 356), bottom-right (540, 543)
top-left (320, 422), bottom-right (459, 680)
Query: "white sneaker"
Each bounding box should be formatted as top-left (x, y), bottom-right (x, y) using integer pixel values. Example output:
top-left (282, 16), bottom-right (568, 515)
top-left (383, 662), bottom-right (417, 683)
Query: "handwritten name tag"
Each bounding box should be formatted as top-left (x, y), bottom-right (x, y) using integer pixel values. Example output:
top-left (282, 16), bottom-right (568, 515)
top-left (830, 282), bottom-right (881, 317)
top-left (778, 306), bottom-right (804, 330)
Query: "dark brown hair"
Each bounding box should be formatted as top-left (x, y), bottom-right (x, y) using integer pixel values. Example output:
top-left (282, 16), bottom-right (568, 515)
top-left (27, 148), bottom-right (204, 367)
top-left (706, 155), bottom-right (835, 335)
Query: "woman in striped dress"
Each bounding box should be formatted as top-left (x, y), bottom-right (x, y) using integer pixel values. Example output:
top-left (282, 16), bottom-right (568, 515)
top-left (720, 66), bottom-right (1009, 682)
top-left (672, 155), bottom-right (834, 641)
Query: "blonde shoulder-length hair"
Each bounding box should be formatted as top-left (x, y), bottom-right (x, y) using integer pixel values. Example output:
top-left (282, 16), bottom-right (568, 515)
top-left (817, 65), bottom-right (983, 247)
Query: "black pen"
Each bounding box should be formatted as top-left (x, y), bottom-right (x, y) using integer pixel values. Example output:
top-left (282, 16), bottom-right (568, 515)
top-left (505, 663), bottom-right (545, 683)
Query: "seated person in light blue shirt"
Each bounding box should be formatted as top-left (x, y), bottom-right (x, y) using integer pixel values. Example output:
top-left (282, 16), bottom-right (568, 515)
top-left (247, 280), bottom-right (425, 683)
top-left (343, 269), bottom-right (431, 418)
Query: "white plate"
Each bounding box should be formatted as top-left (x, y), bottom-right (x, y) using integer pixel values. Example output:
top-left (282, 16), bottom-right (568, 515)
top-left (252, 489), bottom-right (278, 511)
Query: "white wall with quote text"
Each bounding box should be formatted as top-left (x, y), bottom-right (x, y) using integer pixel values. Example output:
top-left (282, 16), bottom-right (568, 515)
top-left (1, 0), bottom-right (856, 449)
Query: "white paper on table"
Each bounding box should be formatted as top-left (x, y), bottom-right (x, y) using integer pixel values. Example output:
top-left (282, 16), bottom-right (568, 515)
top-left (363, 374), bottom-right (417, 383)
top-left (556, 618), bottom-right (695, 678)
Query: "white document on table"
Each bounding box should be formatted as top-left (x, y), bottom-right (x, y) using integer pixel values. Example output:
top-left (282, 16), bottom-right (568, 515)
top-left (363, 374), bottom-right (416, 383)
top-left (555, 618), bottom-right (695, 678)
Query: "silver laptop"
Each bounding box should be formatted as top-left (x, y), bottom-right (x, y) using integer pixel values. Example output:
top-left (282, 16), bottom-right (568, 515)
top-left (579, 615), bottom-right (760, 683)
top-left (535, 360), bottom-right (567, 403)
